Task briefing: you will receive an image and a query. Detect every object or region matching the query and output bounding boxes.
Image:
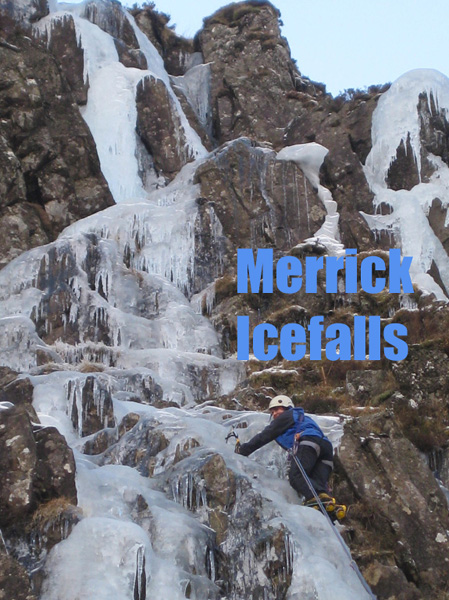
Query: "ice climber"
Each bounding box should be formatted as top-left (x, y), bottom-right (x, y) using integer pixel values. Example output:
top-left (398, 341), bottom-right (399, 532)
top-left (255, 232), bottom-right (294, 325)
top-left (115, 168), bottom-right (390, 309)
top-left (235, 395), bottom-right (346, 520)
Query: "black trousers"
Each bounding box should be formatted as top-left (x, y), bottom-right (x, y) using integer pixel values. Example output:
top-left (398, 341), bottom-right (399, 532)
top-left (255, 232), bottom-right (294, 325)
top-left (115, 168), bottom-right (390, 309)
top-left (288, 435), bottom-right (334, 500)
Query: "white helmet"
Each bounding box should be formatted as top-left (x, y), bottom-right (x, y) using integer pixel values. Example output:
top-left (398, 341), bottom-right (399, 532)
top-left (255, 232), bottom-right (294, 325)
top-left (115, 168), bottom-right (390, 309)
top-left (268, 395), bottom-right (294, 410)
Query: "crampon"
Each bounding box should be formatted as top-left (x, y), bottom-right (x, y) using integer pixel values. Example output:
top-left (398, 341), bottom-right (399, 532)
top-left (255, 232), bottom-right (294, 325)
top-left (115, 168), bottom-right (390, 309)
top-left (303, 493), bottom-right (347, 522)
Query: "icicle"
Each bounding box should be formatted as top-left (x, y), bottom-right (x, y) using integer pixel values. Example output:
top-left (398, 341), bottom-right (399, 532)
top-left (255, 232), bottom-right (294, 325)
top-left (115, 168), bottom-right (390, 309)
top-left (0, 529), bottom-right (8, 554)
top-left (133, 544), bottom-right (146, 600)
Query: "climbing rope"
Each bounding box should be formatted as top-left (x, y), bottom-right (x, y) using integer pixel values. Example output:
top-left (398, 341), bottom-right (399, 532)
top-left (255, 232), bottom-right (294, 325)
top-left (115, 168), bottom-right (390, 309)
top-left (288, 450), bottom-right (377, 600)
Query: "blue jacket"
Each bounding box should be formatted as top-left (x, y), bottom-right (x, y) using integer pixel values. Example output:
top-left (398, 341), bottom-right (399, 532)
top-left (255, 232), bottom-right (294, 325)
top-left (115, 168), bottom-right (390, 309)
top-left (238, 407), bottom-right (327, 456)
top-left (275, 407), bottom-right (325, 450)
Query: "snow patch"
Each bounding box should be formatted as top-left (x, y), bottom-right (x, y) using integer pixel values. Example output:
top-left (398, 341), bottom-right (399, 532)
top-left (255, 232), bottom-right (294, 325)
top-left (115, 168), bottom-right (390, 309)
top-left (277, 143), bottom-right (343, 255)
top-left (362, 69), bottom-right (449, 300)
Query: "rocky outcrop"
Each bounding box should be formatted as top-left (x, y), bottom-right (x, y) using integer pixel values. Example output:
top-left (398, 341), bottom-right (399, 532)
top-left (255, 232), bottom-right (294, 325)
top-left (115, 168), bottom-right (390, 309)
top-left (198, 2), bottom-right (325, 147)
top-left (194, 138), bottom-right (326, 258)
top-left (285, 87), bottom-right (387, 250)
top-left (0, 8), bottom-right (102, 260)
top-left (44, 14), bottom-right (88, 105)
top-left (0, 371), bottom-right (78, 596)
top-left (136, 75), bottom-right (196, 181)
top-left (0, 401), bottom-right (77, 528)
top-left (0, 13), bottom-right (113, 269)
top-left (132, 5), bottom-right (197, 76)
top-left (0, 0), bottom-right (48, 24)
top-left (335, 410), bottom-right (449, 600)
top-left (82, 0), bottom-right (139, 47)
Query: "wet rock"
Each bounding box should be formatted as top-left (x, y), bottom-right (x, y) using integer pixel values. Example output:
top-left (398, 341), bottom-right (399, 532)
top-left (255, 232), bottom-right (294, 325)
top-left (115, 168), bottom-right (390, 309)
top-left (81, 428), bottom-right (116, 455)
top-left (100, 416), bottom-right (169, 477)
top-left (118, 412), bottom-right (141, 437)
top-left (173, 437), bottom-right (200, 465)
top-left (82, 412), bottom-right (141, 455)
top-left (160, 448), bottom-right (293, 599)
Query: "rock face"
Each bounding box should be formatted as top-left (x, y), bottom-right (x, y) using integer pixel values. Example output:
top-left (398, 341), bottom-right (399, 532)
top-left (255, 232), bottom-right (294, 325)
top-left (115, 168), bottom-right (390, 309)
top-left (0, 369), bottom-right (78, 596)
top-left (0, 0), bottom-right (49, 24)
top-left (132, 4), bottom-right (196, 76)
top-left (198, 2), bottom-right (325, 147)
top-left (285, 88), bottom-right (383, 250)
top-left (335, 410), bottom-right (449, 600)
top-left (0, 12), bottom-right (113, 268)
top-left (136, 76), bottom-right (196, 181)
top-left (0, 388), bottom-right (77, 527)
top-left (1, 1), bottom-right (449, 599)
top-left (194, 138), bottom-right (326, 255)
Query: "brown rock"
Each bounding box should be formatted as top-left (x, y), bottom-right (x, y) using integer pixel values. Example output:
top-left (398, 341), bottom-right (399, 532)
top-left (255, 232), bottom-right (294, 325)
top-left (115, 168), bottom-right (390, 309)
top-left (199, 453), bottom-right (236, 543)
top-left (0, 13), bottom-right (113, 268)
top-left (0, 551), bottom-right (37, 600)
top-left (45, 14), bottom-right (88, 105)
top-left (0, 0), bottom-right (49, 24)
top-left (194, 138), bottom-right (326, 265)
top-left (0, 404), bottom-right (37, 527)
top-left (132, 5), bottom-right (196, 76)
top-left (346, 369), bottom-right (386, 404)
top-left (335, 410), bottom-right (449, 599)
top-left (364, 561), bottom-right (423, 600)
top-left (0, 202), bottom-right (50, 269)
top-left (0, 398), bottom-right (78, 527)
top-left (199, 2), bottom-right (325, 146)
top-left (114, 38), bottom-right (148, 70)
top-left (0, 374), bottom-right (38, 421)
top-left (284, 89), bottom-right (383, 251)
top-left (83, 0), bottom-right (139, 49)
top-left (34, 426), bottom-right (77, 504)
top-left (136, 75), bottom-right (195, 180)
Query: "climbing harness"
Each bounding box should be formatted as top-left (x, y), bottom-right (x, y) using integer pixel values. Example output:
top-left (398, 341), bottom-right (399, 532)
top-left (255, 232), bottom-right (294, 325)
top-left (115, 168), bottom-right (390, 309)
top-left (289, 449), bottom-right (377, 600)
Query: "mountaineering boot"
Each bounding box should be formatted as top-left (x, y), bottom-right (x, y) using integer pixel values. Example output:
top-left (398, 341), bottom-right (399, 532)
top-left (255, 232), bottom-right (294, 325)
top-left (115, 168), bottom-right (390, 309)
top-left (303, 494), bottom-right (347, 522)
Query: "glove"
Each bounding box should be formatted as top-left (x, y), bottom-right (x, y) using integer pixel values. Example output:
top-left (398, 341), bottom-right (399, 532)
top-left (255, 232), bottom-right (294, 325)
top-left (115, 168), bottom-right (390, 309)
top-left (234, 440), bottom-right (241, 454)
top-left (236, 442), bottom-right (251, 456)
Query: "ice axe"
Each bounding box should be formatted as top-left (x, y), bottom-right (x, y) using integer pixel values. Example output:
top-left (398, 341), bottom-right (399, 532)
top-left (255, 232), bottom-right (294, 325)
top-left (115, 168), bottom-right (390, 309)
top-left (225, 427), bottom-right (241, 453)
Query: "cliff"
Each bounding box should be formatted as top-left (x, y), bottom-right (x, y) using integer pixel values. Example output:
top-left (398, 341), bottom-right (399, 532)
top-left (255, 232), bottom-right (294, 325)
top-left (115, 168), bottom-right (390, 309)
top-left (0, 1), bottom-right (449, 599)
